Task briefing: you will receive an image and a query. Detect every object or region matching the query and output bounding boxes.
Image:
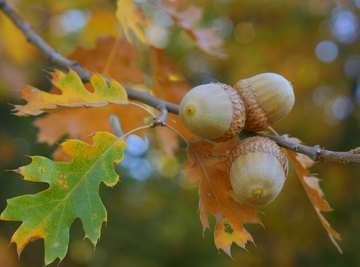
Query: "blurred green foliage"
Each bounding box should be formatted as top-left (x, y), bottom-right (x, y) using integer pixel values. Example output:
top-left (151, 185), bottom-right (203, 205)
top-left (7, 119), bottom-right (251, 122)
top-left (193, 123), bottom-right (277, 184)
top-left (1, 0), bottom-right (360, 266)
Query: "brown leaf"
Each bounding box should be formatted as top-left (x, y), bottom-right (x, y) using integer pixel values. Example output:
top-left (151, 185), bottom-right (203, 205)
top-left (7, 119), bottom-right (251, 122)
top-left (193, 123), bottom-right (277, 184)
top-left (285, 136), bottom-right (342, 253)
top-left (193, 28), bottom-right (225, 58)
top-left (185, 141), bottom-right (261, 256)
top-left (159, 1), bottom-right (202, 29)
top-left (34, 104), bottom-right (147, 145)
top-left (71, 36), bottom-right (144, 83)
top-left (150, 47), bottom-right (196, 155)
top-left (158, 0), bottom-right (225, 58)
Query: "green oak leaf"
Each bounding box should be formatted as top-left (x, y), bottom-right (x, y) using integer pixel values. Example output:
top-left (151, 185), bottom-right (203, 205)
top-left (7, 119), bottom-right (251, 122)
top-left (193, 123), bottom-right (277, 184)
top-left (0, 131), bottom-right (126, 265)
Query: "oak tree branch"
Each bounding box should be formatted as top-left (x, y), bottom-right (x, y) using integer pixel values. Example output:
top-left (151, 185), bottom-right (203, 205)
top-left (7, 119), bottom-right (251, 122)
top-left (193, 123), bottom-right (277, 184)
top-left (1, 0), bottom-right (360, 163)
top-left (0, 0), bottom-right (179, 114)
top-left (260, 134), bottom-right (360, 163)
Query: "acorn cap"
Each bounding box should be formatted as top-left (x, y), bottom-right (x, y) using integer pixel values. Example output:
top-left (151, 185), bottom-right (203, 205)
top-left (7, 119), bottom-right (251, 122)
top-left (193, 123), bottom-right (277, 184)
top-left (179, 83), bottom-right (246, 142)
top-left (234, 73), bottom-right (295, 131)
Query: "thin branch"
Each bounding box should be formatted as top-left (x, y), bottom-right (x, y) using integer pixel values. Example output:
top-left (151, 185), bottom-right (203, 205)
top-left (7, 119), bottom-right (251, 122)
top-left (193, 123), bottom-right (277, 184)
top-left (0, 0), bottom-right (179, 114)
top-left (259, 134), bottom-right (360, 163)
top-left (153, 102), bottom-right (168, 127)
top-left (109, 114), bottom-right (124, 137)
top-left (1, 0), bottom-right (360, 164)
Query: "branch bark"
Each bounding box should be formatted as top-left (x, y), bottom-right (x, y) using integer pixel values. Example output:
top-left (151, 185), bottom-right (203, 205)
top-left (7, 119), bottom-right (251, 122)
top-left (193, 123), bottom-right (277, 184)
top-left (259, 134), bottom-right (360, 163)
top-left (1, 0), bottom-right (359, 163)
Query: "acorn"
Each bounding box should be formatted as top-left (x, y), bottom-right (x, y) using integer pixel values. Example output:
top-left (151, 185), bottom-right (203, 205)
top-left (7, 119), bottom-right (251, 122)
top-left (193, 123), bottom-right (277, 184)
top-left (234, 73), bottom-right (295, 131)
top-left (179, 83), bottom-right (246, 142)
top-left (228, 136), bottom-right (288, 207)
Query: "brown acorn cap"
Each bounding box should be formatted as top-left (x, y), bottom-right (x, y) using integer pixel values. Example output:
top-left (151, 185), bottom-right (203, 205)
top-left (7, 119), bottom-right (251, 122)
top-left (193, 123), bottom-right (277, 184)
top-left (214, 84), bottom-right (246, 142)
top-left (227, 136), bottom-right (288, 177)
top-left (234, 78), bottom-right (271, 131)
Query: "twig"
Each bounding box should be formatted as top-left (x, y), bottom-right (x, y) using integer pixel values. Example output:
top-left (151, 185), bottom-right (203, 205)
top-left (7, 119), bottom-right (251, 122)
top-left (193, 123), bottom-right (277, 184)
top-left (0, 0), bottom-right (179, 114)
top-left (109, 114), bottom-right (124, 137)
top-left (152, 102), bottom-right (168, 127)
top-left (1, 0), bottom-right (360, 164)
top-left (259, 134), bottom-right (360, 163)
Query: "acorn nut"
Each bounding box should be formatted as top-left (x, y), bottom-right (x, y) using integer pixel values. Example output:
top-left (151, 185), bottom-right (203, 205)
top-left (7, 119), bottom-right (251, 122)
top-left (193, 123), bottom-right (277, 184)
top-left (179, 83), bottom-right (246, 142)
top-left (234, 73), bottom-right (295, 131)
top-left (228, 136), bottom-right (288, 207)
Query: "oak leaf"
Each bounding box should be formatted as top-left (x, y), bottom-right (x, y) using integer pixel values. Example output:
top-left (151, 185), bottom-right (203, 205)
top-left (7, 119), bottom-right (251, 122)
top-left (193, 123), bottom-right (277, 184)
top-left (185, 140), bottom-right (261, 256)
top-left (31, 37), bottom-right (192, 159)
top-left (115, 0), bottom-right (224, 57)
top-left (285, 135), bottom-right (342, 253)
top-left (71, 36), bottom-right (145, 83)
top-left (34, 105), bottom-right (146, 146)
top-left (34, 36), bottom-right (148, 150)
top-left (14, 69), bottom-right (128, 116)
top-left (0, 132), bottom-right (126, 265)
top-left (116, 0), bottom-right (147, 44)
top-left (158, 0), bottom-right (225, 57)
top-left (150, 47), bottom-right (195, 155)
top-left (80, 10), bottom-right (119, 46)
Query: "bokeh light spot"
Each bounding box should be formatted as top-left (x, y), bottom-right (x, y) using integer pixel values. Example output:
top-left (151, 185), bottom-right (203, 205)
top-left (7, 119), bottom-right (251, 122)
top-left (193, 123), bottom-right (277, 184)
top-left (234, 22), bottom-right (256, 44)
top-left (315, 40), bottom-right (338, 63)
top-left (344, 55), bottom-right (360, 80)
top-left (331, 6), bottom-right (358, 44)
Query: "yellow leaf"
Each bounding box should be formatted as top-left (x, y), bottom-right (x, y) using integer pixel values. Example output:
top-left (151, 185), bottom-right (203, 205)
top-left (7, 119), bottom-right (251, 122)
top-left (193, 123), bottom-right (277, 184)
top-left (116, 0), bottom-right (147, 44)
top-left (33, 37), bottom-right (148, 161)
top-left (80, 10), bottom-right (118, 47)
top-left (14, 69), bottom-right (128, 116)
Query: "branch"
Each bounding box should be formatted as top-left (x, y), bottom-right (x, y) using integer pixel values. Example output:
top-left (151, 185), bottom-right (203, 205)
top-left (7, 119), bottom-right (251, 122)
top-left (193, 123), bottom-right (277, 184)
top-left (1, 0), bottom-right (360, 164)
top-left (260, 134), bottom-right (360, 163)
top-left (0, 0), bottom-right (179, 114)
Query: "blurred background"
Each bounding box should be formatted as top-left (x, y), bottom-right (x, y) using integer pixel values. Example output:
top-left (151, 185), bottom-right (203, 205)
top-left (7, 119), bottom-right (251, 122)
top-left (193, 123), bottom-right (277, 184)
top-left (1, 0), bottom-right (360, 266)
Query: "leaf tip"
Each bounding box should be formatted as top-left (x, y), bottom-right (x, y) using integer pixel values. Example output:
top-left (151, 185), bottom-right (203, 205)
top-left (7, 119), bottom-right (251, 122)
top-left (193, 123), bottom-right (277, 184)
top-left (14, 241), bottom-right (25, 259)
top-left (201, 225), bottom-right (210, 237)
top-left (13, 167), bottom-right (23, 175)
top-left (330, 234), bottom-right (343, 254)
top-left (220, 246), bottom-right (233, 259)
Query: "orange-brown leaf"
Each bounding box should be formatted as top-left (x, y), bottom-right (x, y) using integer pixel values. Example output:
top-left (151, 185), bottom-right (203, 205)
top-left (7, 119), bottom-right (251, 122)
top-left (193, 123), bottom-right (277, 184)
top-left (150, 47), bottom-right (196, 155)
top-left (193, 28), bottom-right (225, 58)
top-left (34, 104), bottom-right (147, 145)
top-left (186, 141), bottom-right (261, 256)
top-left (158, 0), bottom-right (225, 57)
top-left (71, 36), bottom-right (144, 83)
top-left (285, 136), bottom-right (342, 253)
